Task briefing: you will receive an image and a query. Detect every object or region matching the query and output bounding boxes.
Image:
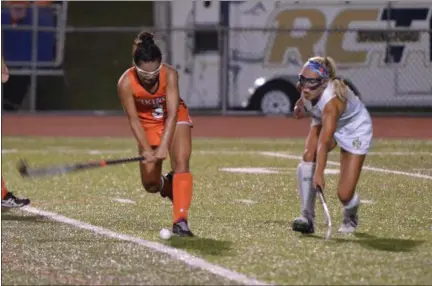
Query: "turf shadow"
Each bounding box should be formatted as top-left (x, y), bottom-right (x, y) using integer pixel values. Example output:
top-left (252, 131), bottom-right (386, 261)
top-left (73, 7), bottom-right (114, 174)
top-left (354, 232), bottom-right (425, 252)
top-left (299, 231), bottom-right (425, 252)
top-left (1, 213), bottom-right (51, 223)
top-left (167, 236), bottom-right (233, 256)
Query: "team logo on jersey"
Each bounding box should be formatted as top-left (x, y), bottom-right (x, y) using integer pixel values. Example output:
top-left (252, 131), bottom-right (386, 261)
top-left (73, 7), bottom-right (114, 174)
top-left (152, 104), bottom-right (164, 119)
top-left (135, 97), bottom-right (166, 106)
top-left (352, 138), bottom-right (362, 149)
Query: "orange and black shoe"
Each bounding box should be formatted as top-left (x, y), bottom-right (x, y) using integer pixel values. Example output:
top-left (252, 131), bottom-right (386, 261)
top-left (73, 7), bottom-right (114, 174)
top-left (1, 192), bottom-right (30, 209)
top-left (172, 218), bottom-right (194, 237)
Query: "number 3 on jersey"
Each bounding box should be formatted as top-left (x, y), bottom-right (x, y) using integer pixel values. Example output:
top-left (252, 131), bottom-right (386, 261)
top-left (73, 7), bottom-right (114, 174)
top-left (152, 104), bottom-right (164, 119)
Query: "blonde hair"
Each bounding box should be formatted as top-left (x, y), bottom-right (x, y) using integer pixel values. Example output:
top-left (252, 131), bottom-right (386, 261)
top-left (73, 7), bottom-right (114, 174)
top-left (307, 56), bottom-right (347, 102)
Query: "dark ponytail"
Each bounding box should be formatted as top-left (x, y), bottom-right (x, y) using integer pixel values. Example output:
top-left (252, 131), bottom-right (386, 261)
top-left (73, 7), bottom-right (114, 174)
top-left (133, 31), bottom-right (162, 65)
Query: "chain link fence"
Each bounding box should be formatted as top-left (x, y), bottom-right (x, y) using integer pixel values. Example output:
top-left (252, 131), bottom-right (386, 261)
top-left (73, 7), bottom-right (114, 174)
top-left (2, 1), bottom-right (431, 113)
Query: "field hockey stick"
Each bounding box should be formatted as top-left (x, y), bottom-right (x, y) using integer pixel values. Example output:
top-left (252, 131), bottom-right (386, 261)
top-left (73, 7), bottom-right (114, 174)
top-left (18, 156), bottom-right (145, 178)
top-left (316, 186), bottom-right (332, 240)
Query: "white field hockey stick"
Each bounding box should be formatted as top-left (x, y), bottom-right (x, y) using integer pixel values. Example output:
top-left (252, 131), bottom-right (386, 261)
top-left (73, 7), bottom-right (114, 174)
top-left (316, 186), bottom-right (332, 240)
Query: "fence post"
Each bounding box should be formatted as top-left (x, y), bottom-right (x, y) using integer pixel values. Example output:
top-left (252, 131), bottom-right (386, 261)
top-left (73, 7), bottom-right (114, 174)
top-left (219, 28), bottom-right (229, 115)
top-left (165, 2), bottom-right (172, 65)
top-left (219, 2), bottom-right (230, 115)
top-left (29, 3), bottom-right (39, 112)
top-left (385, 1), bottom-right (393, 64)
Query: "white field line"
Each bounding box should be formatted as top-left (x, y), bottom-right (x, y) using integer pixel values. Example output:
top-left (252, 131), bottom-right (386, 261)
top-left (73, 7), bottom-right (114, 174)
top-left (259, 152), bottom-right (432, 180)
top-left (21, 206), bottom-right (272, 286)
top-left (219, 167), bottom-right (280, 174)
top-left (1, 149), bottom-right (256, 156)
top-left (2, 148), bottom-right (430, 179)
top-left (112, 198), bottom-right (136, 204)
top-left (235, 199), bottom-right (257, 205)
top-left (219, 167), bottom-right (340, 175)
top-left (2, 148), bottom-right (432, 156)
top-left (1, 149), bottom-right (18, 154)
top-left (1, 148), bottom-right (135, 155)
top-left (367, 151), bottom-right (432, 156)
top-left (360, 200), bottom-right (376, 204)
top-left (197, 150), bottom-right (432, 156)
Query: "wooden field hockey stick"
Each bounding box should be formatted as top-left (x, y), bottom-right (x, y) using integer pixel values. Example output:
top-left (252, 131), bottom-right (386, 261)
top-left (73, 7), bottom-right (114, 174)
top-left (18, 156), bottom-right (145, 178)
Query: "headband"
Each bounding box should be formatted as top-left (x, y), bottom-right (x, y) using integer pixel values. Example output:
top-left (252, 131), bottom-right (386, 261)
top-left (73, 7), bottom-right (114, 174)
top-left (305, 60), bottom-right (329, 79)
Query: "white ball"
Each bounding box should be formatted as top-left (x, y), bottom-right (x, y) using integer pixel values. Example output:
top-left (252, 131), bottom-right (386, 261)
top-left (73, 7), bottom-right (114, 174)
top-left (159, 228), bottom-right (172, 240)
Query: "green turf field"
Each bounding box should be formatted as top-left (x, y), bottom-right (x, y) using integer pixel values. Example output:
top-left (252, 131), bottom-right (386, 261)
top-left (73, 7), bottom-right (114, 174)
top-left (2, 137), bottom-right (432, 285)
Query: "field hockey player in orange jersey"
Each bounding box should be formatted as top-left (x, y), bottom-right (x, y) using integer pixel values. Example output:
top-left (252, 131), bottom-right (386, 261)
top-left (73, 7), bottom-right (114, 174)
top-left (117, 32), bottom-right (194, 237)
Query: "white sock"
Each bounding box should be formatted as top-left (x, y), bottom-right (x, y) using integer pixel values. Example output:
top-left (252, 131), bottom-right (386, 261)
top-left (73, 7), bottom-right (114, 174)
top-left (344, 193), bottom-right (360, 210)
top-left (296, 161), bottom-right (316, 219)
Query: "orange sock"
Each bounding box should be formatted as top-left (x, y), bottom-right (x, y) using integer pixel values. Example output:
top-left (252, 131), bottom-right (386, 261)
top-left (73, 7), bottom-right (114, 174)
top-left (2, 178), bottom-right (8, 200)
top-left (173, 172), bottom-right (193, 223)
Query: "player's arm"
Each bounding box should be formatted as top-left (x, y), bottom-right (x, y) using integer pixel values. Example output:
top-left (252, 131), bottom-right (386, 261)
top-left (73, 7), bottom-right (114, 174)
top-left (293, 82), bottom-right (310, 119)
top-left (2, 56), bottom-right (10, 83)
top-left (315, 98), bottom-right (344, 176)
top-left (158, 68), bottom-right (180, 154)
top-left (117, 73), bottom-right (152, 152)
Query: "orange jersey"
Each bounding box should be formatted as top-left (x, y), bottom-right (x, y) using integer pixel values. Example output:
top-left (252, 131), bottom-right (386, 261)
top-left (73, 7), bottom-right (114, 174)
top-left (127, 64), bottom-right (188, 126)
top-left (127, 64), bottom-right (192, 147)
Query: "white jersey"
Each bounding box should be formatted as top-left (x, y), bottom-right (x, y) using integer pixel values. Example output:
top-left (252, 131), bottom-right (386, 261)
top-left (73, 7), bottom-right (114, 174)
top-left (303, 81), bottom-right (373, 155)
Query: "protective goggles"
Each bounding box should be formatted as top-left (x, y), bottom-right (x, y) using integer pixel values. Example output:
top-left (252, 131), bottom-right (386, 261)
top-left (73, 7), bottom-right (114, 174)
top-left (298, 60), bottom-right (329, 90)
top-left (133, 62), bottom-right (162, 80)
top-left (298, 75), bottom-right (325, 90)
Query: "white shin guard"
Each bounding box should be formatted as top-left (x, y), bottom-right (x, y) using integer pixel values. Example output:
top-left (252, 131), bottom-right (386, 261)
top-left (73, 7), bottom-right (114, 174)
top-left (296, 161), bottom-right (317, 220)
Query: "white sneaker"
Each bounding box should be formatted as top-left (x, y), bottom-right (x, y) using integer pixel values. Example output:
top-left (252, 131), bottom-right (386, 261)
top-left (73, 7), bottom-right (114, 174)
top-left (338, 208), bottom-right (359, 233)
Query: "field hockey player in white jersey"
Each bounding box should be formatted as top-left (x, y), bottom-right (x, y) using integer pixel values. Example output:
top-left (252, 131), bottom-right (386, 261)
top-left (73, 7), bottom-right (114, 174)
top-left (291, 56), bottom-right (373, 235)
